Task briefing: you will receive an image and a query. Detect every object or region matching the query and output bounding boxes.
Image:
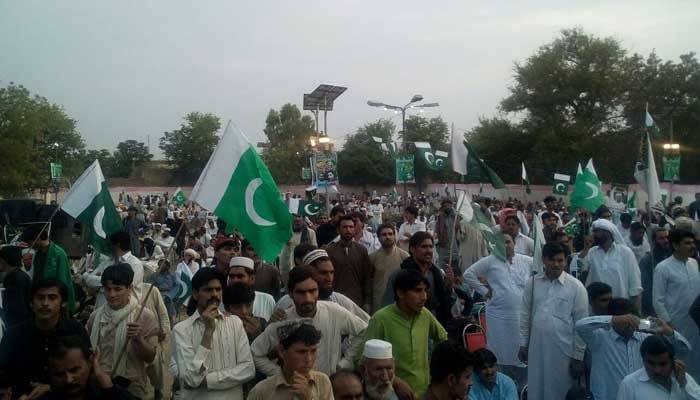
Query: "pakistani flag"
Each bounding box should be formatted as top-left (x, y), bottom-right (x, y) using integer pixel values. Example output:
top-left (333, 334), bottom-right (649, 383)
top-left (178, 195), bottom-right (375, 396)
top-left (175, 269), bottom-right (192, 306)
top-left (521, 162), bottom-right (531, 194)
top-left (470, 204), bottom-right (506, 262)
top-left (373, 136), bottom-right (400, 157)
top-left (570, 159), bottom-right (605, 212)
top-left (414, 142), bottom-right (434, 167)
top-left (173, 187), bottom-right (186, 205)
top-left (190, 121), bottom-right (292, 262)
top-left (633, 131), bottom-right (661, 207)
top-left (62, 160), bottom-right (122, 255)
top-left (552, 173), bottom-right (571, 195)
top-left (288, 199), bottom-right (323, 216)
top-left (463, 142), bottom-right (506, 189)
top-left (645, 109), bottom-right (662, 140)
top-left (627, 191), bottom-right (637, 216)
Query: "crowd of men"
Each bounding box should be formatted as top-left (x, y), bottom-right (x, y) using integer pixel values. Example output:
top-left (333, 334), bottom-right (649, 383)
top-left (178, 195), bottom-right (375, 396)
top-left (1, 190), bottom-right (700, 399)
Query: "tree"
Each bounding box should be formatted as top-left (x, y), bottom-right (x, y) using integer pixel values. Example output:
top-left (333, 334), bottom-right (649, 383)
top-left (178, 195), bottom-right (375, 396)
top-left (0, 83), bottom-right (85, 196)
top-left (159, 112), bottom-right (220, 183)
top-left (82, 149), bottom-right (115, 178)
top-left (338, 119), bottom-right (396, 186)
top-left (112, 140), bottom-right (153, 178)
top-left (261, 104), bottom-right (316, 184)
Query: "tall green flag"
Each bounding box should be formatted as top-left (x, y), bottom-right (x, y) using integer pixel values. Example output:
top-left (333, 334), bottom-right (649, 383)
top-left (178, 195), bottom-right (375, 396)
top-left (570, 159), bottom-right (605, 212)
top-left (190, 121), bottom-right (291, 262)
top-left (552, 173), bottom-right (571, 195)
top-left (461, 141), bottom-right (505, 189)
top-left (62, 160), bottom-right (122, 256)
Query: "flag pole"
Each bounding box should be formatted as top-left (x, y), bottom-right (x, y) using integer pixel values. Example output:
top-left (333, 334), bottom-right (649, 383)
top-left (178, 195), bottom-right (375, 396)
top-left (112, 220), bottom-right (186, 380)
top-left (447, 190), bottom-right (466, 273)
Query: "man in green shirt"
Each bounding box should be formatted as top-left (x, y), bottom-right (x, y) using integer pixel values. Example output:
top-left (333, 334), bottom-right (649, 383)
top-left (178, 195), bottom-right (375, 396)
top-left (22, 225), bottom-right (76, 314)
top-left (359, 268), bottom-right (448, 397)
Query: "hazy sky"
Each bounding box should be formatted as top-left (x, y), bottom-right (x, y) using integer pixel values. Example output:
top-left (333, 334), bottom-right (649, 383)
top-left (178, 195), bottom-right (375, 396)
top-left (2, 1), bottom-right (698, 158)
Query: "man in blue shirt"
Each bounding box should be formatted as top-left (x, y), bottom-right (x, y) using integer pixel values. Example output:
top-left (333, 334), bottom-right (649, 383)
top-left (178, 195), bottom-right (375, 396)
top-left (468, 348), bottom-right (518, 400)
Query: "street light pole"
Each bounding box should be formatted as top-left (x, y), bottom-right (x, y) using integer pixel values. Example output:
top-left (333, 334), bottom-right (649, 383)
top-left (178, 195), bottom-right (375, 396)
top-left (367, 95), bottom-right (439, 205)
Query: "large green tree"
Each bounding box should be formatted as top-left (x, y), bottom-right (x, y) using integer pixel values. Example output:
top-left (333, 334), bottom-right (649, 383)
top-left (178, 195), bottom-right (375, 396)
top-left (470, 28), bottom-right (700, 184)
top-left (159, 112), bottom-right (220, 182)
top-left (261, 104), bottom-right (316, 184)
top-left (338, 119), bottom-right (396, 186)
top-left (82, 149), bottom-right (115, 177)
top-left (0, 83), bottom-right (85, 196)
top-left (112, 140), bottom-right (153, 178)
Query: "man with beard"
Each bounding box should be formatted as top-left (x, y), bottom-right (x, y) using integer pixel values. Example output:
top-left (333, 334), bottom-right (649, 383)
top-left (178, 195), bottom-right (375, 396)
top-left (222, 282), bottom-right (267, 342)
top-left (424, 341), bottom-right (474, 400)
top-left (280, 214), bottom-right (317, 288)
top-left (0, 279), bottom-right (89, 399)
top-left (273, 249), bottom-right (369, 322)
top-left (626, 222), bottom-right (651, 263)
top-left (39, 335), bottom-right (134, 400)
top-left (358, 340), bottom-right (399, 400)
top-left (363, 269), bottom-right (448, 397)
top-left (369, 224), bottom-right (409, 313)
top-left (518, 243), bottom-right (588, 400)
top-left (468, 348), bottom-right (517, 400)
top-left (330, 371), bottom-right (364, 400)
top-left (155, 227), bottom-right (177, 255)
top-left (241, 239), bottom-right (281, 299)
top-left (251, 266), bottom-right (367, 376)
top-left (617, 335), bottom-right (700, 399)
top-left (226, 256), bottom-right (275, 321)
top-left (87, 263), bottom-right (159, 399)
top-left (326, 215), bottom-right (373, 312)
top-left (172, 268), bottom-right (255, 399)
top-left (639, 227), bottom-right (671, 317)
top-left (382, 231), bottom-right (455, 326)
top-left (584, 218), bottom-right (642, 309)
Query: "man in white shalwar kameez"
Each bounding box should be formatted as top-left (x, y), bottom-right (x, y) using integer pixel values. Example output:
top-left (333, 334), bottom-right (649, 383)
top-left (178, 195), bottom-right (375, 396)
top-left (463, 233), bottom-right (531, 386)
top-left (519, 242), bottom-right (588, 400)
top-left (653, 228), bottom-right (700, 381)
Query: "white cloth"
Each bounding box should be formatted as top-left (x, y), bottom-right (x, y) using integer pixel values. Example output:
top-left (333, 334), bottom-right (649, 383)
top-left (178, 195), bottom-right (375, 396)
top-left (397, 220), bottom-right (427, 250)
top-left (617, 368), bottom-right (700, 400)
top-left (654, 256), bottom-right (700, 380)
top-left (369, 204), bottom-right (384, 225)
top-left (464, 254), bottom-right (532, 366)
top-left (172, 310), bottom-right (255, 400)
top-left (89, 297), bottom-right (139, 377)
top-left (250, 301), bottom-right (367, 376)
top-left (576, 315), bottom-right (691, 400)
top-left (332, 229), bottom-right (380, 252)
top-left (156, 236), bottom-right (176, 253)
top-left (274, 291), bottom-right (370, 322)
top-left (592, 218), bottom-right (627, 246)
top-left (625, 236), bottom-right (651, 263)
top-left (252, 291), bottom-right (275, 321)
top-left (520, 272), bottom-right (588, 400)
top-left (585, 243), bottom-right (642, 299)
top-left (513, 232), bottom-right (534, 257)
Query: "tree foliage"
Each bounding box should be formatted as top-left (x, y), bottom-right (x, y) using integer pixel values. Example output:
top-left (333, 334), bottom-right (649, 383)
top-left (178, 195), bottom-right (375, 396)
top-left (338, 119), bottom-right (396, 186)
top-left (261, 104), bottom-right (316, 184)
top-left (469, 28), bottom-right (700, 184)
top-left (0, 83), bottom-right (86, 196)
top-left (112, 140), bottom-right (153, 178)
top-left (159, 112), bottom-right (220, 183)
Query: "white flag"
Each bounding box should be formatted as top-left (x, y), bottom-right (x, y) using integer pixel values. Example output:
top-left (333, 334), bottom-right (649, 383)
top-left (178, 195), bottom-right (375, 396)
top-left (634, 132), bottom-right (661, 207)
top-left (450, 128), bottom-right (468, 175)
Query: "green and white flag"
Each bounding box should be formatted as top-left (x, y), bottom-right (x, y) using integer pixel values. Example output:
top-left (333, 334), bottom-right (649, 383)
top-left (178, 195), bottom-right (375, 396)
top-left (552, 173), bottom-right (571, 195)
top-left (190, 122), bottom-right (291, 262)
top-left (414, 142), bottom-right (434, 167)
top-left (433, 150), bottom-right (449, 171)
top-left (645, 109), bottom-right (662, 140)
top-left (175, 270), bottom-right (192, 306)
top-left (570, 159), bottom-right (604, 212)
top-left (62, 160), bottom-right (122, 255)
top-left (521, 162), bottom-right (531, 194)
top-left (288, 199), bottom-right (323, 216)
top-left (373, 136), bottom-right (399, 157)
top-left (471, 205), bottom-right (505, 262)
top-left (172, 187), bottom-right (186, 205)
top-left (634, 131), bottom-right (661, 207)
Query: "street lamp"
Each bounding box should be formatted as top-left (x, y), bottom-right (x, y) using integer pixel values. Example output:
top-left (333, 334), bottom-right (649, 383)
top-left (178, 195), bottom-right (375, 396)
top-left (662, 143), bottom-right (680, 150)
top-left (366, 95), bottom-right (440, 146)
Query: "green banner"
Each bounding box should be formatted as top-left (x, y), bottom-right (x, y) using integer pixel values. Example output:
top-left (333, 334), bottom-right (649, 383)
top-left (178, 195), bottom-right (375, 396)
top-left (314, 152), bottom-right (338, 184)
top-left (662, 154), bottom-right (680, 181)
top-left (395, 156), bottom-right (415, 184)
top-left (50, 163), bottom-right (62, 179)
top-left (301, 167), bottom-right (311, 180)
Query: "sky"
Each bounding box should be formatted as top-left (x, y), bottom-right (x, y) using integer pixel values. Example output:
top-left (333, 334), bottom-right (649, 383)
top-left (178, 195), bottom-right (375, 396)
top-left (2, 1), bottom-right (698, 158)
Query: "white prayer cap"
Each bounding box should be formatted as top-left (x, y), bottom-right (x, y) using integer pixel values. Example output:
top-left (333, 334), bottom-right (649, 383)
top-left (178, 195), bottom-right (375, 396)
top-left (163, 227), bottom-right (171, 232)
top-left (230, 256), bottom-right (254, 271)
top-left (363, 339), bottom-right (393, 360)
top-left (302, 249), bottom-right (329, 265)
top-left (184, 248), bottom-right (198, 258)
top-left (591, 218), bottom-right (625, 244)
